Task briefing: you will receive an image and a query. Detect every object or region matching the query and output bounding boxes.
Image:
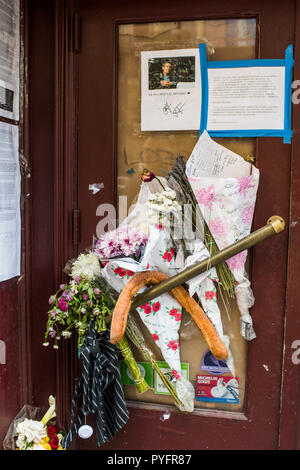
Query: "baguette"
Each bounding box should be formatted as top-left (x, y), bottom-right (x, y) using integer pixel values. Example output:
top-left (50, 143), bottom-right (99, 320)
top-left (110, 270), bottom-right (228, 360)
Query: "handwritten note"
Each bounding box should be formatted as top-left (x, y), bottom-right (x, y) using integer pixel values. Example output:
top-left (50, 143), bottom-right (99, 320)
top-left (186, 130), bottom-right (251, 178)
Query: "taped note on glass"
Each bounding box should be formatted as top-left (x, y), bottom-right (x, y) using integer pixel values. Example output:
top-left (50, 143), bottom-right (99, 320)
top-left (199, 43), bottom-right (294, 143)
top-left (141, 48), bottom-right (201, 131)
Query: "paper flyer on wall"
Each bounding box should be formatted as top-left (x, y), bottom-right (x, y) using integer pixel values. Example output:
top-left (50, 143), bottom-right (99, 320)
top-left (0, 121), bottom-right (21, 282)
top-left (141, 48), bottom-right (201, 131)
top-left (0, 0), bottom-right (20, 121)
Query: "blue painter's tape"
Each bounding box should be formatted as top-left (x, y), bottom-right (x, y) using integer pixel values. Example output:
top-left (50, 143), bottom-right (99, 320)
top-left (199, 43), bottom-right (208, 135)
top-left (283, 44), bottom-right (294, 144)
top-left (208, 59), bottom-right (286, 69)
top-left (198, 43), bottom-right (294, 143)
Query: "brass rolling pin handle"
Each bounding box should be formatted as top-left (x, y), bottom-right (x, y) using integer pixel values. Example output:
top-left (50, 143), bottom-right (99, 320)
top-left (131, 215), bottom-right (285, 310)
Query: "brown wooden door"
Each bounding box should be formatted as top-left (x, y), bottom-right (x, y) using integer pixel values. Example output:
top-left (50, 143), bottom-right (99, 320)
top-left (54, 0), bottom-right (297, 450)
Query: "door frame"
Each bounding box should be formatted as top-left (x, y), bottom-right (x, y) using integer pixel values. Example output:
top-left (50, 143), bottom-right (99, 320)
top-left (50, 0), bottom-right (300, 449)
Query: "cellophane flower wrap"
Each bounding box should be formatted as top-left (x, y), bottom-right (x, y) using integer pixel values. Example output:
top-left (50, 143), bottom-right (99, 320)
top-left (98, 184), bottom-right (196, 412)
top-left (3, 396), bottom-right (65, 450)
top-left (186, 131), bottom-right (259, 340)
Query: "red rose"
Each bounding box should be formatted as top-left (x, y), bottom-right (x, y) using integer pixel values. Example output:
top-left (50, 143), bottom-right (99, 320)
top-left (114, 267), bottom-right (121, 274)
top-left (205, 290), bottom-right (215, 300)
top-left (169, 308), bottom-right (178, 316)
top-left (174, 313), bottom-right (181, 322)
top-left (140, 302), bottom-right (149, 310)
top-left (144, 305), bottom-right (152, 314)
top-left (126, 270), bottom-right (134, 276)
top-left (167, 340), bottom-right (178, 351)
top-left (170, 247), bottom-right (175, 255)
top-left (47, 425), bottom-right (58, 437)
top-left (119, 269), bottom-right (126, 277)
top-left (152, 333), bottom-right (159, 341)
top-left (152, 302), bottom-right (160, 312)
top-left (49, 435), bottom-right (59, 450)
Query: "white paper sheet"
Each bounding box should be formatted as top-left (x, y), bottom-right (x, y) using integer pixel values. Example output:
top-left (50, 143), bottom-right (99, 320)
top-left (207, 66), bottom-right (285, 131)
top-left (0, 122), bottom-right (21, 281)
top-left (141, 49), bottom-right (201, 131)
top-left (0, 0), bottom-right (20, 121)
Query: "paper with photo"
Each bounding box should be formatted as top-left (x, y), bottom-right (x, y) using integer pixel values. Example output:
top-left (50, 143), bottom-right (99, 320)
top-left (141, 49), bottom-right (201, 131)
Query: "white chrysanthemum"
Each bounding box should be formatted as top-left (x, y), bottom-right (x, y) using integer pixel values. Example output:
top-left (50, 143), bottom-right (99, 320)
top-left (16, 419), bottom-right (47, 446)
top-left (71, 252), bottom-right (101, 281)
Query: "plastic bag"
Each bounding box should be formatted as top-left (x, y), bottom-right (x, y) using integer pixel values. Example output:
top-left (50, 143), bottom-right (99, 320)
top-left (3, 404), bottom-right (46, 450)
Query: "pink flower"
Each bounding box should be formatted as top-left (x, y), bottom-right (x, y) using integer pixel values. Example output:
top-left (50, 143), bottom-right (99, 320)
top-left (241, 205), bottom-right (255, 226)
top-left (226, 250), bottom-right (247, 271)
top-left (152, 333), bottom-right (159, 342)
top-left (172, 370), bottom-right (181, 380)
top-left (195, 185), bottom-right (216, 210)
top-left (48, 295), bottom-right (56, 305)
top-left (57, 298), bottom-right (68, 312)
top-left (210, 217), bottom-right (228, 238)
top-left (237, 176), bottom-right (254, 198)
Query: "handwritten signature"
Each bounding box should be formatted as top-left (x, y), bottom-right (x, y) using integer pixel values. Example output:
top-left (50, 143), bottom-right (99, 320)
top-left (161, 100), bottom-right (185, 117)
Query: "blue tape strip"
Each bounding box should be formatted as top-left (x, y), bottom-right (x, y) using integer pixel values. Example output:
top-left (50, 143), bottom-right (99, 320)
top-left (208, 129), bottom-right (286, 138)
top-left (199, 43), bottom-right (208, 134)
top-left (207, 59), bottom-right (285, 68)
top-left (283, 44), bottom-right (294, 144)
top-left (198, 43), bottom-right (294, 143)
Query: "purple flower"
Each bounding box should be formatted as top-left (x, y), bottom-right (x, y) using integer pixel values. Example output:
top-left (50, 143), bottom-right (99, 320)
top-left (93, 288), bottom-right (100, 295)
top-left (141, 169), bottom-right (155, 182)
top-left (59, 284), bottom-right (67, 290)
top-left (82, 292), bottom-right (89, 301)
top-left (48, 295), bottom-right (56, 305)
top-left (57, 298), bottom-right (68, 312)
top-left (49, 331), bottom-right (56, 338)
top-left (74, 276), bottom-right (82, 284)
top-left (50, 310), bottom-right (58, 318)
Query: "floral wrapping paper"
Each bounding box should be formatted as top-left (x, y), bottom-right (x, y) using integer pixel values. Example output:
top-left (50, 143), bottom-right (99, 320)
top-left (186, 131), bottom-right (260, 340)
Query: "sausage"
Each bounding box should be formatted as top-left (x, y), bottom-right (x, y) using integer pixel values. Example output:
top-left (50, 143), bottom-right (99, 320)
top-left (110, 270), bottom-right (228, 360)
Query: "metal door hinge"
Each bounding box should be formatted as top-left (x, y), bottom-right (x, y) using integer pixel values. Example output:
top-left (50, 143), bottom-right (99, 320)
top-left (72, 209), bottom-right (81, 245)
top-left (72, 13), bottom-right (81, 53)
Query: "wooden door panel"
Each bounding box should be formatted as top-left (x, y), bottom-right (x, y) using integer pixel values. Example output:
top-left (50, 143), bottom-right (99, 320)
top-left (68, 0), bottom-right (295, 449)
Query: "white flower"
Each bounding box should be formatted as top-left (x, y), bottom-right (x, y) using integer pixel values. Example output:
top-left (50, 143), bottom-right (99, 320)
top-left (61, 331), bottom-right (72, 338)
top-left (16, 419), bottom-right (47, 446)
top-left (71, 252), bottom-right (101, 281)
top-left (30, 443), bottom-right (47, 450)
